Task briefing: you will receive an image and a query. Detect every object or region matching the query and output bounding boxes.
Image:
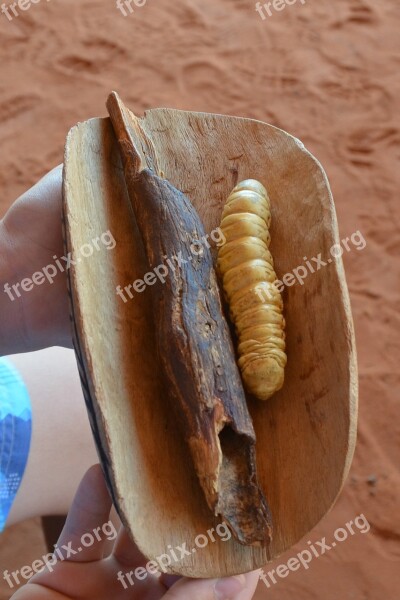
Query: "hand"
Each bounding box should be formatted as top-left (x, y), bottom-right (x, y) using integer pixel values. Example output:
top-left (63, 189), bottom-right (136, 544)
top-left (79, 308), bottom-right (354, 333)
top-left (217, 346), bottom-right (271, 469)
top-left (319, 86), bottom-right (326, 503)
top-left (10, 465), bottom-right (260, 600)
top-left (0, 166), bottom-right (72, 355)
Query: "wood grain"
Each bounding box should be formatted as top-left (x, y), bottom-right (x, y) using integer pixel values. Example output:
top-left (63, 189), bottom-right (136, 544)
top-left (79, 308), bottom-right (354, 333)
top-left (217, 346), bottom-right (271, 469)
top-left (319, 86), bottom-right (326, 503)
top-left (63, 106), bottom-right (358, 577)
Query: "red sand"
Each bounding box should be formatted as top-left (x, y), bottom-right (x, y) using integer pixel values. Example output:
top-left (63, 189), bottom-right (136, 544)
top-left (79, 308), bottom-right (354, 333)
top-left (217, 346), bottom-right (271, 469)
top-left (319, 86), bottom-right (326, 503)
top-left (0, 0), bottom-right (399, 597)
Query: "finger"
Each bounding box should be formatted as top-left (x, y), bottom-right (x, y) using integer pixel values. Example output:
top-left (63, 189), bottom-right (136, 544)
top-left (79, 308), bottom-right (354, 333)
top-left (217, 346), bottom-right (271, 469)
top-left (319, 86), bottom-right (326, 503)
top-left (229, 571), bottom-right (259, 600)
top-left (112, 527), bottom-right (149, 568)
top-left (28, 163), bottom-right (63, 207)
top-left (159, 573), bottom-right (182, 589)
top-left (163, 570), bottom-right (260, 600)
top-left (18, 163), bottom-right (62, 205)
top-left (55, 463), bottom-right (113, 562)
top-left (6, 164), bottom-right (63, 228)
top-left (102, 505), bottom-right (122, 557)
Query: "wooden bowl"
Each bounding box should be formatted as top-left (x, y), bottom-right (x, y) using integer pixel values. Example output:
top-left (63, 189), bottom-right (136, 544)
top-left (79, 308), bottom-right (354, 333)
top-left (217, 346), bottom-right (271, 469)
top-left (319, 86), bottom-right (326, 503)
top-left (62, 107), bottom-right (357, 577)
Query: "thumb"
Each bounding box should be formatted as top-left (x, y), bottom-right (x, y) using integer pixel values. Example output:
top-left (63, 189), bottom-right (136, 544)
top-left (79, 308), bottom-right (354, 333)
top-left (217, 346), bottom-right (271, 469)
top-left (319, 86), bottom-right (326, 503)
top-left (163, 570), bottom-right (260, 600)
top-left (55, 463), bottom-right (113, 562)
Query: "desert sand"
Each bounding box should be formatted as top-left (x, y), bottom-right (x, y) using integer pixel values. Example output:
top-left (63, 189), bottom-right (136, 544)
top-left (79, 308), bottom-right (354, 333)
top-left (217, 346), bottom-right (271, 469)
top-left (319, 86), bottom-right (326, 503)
top-left (0, 0), bottom-right (399, 598)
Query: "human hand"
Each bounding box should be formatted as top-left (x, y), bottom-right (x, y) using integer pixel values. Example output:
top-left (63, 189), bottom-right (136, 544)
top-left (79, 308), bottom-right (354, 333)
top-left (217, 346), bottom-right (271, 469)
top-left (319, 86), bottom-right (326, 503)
top-left (0, 165), bottom-right (71, 355)
top-left (11, 464), bottom-right (260, 600)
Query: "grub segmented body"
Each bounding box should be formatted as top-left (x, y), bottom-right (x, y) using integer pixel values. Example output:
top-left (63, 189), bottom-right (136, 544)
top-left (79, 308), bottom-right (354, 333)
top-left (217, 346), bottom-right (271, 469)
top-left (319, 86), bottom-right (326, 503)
top-left (217, 179), bottom-right (287, 401)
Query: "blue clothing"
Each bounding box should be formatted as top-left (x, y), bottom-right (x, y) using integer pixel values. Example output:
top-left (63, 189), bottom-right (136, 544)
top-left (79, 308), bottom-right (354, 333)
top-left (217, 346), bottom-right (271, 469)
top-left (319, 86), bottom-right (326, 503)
top-left (0, 358), bottom-right (32, 531)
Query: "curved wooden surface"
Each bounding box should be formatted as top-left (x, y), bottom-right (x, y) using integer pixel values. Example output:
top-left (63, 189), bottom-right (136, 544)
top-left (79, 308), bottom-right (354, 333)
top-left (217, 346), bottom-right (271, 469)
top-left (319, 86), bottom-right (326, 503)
top-left (63, 108), bottom-right (357, 577)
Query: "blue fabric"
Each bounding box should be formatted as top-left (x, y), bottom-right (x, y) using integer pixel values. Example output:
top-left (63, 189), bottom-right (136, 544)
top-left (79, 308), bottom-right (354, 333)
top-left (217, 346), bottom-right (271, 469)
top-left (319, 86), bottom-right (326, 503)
top-left (0, 358), bottom-right (32, 531)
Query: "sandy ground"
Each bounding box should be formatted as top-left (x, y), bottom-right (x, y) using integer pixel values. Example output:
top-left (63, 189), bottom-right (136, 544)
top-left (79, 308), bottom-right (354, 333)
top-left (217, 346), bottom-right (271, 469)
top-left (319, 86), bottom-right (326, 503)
top-left (0, 0), bottom-right (399, 598)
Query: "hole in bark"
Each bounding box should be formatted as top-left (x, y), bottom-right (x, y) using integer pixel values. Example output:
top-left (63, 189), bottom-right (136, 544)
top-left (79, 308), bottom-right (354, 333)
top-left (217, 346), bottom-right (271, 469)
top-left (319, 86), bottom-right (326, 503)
top-left (218, 425), bottom-right (248, 497)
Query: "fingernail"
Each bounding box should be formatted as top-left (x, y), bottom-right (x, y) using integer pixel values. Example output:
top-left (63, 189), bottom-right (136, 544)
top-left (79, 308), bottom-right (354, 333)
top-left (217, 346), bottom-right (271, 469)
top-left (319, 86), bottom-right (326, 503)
top-left (214, 574), bottom-right (246, 599)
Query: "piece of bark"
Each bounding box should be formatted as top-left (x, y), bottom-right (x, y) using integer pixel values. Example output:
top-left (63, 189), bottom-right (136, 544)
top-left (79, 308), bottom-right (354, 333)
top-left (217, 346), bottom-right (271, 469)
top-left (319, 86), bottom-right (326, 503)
top-left (107, 92), bottom-right (272, 545)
